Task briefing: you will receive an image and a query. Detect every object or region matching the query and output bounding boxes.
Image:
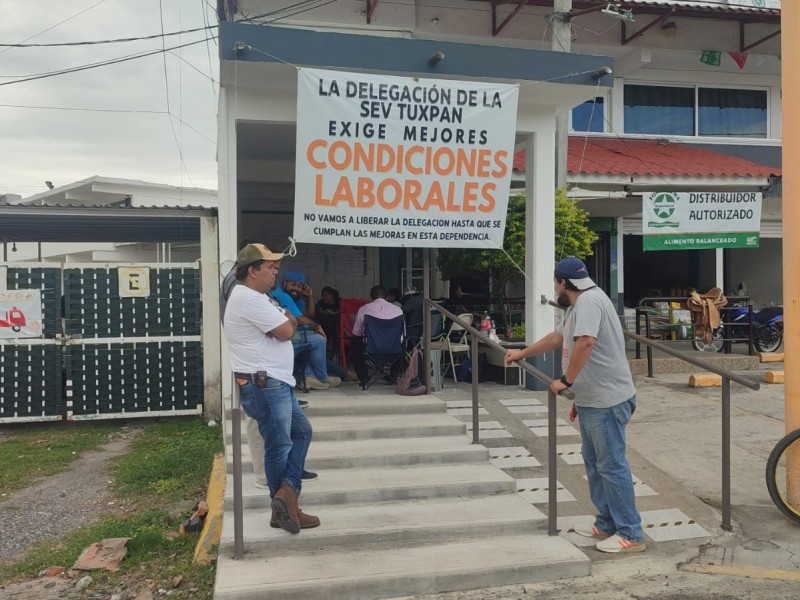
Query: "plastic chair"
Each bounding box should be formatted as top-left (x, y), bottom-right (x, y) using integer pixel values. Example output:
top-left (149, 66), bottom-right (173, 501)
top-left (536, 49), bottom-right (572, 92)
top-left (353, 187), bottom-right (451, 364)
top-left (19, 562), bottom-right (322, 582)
top-left (439, 313), bottom-right (473, 379)
top-left (361, 315), bottom-right (405, 390)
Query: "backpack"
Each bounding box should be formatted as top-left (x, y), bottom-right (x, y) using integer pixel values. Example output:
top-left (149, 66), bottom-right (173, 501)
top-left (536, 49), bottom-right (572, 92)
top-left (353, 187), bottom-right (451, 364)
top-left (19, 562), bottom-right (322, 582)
top-left (395, 347), bottom-right (427, 396)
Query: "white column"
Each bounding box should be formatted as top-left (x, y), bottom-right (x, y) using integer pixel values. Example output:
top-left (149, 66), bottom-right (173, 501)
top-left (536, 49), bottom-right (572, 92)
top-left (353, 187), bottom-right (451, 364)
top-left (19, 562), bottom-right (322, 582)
top-left (715, 248), bottom-right (724, 290)
top-left (200, 215), bottom-right (222, 420)
top-left (524, 122), bottom-right (556, 345)
top-left (217, 85), bottom-right (238, 404)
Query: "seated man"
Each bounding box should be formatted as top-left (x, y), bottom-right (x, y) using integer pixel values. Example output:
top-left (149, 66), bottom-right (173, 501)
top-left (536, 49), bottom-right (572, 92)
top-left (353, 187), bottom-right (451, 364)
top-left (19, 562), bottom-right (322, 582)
top-left (351, 285), bottom-right (405, 382)
top-left (272, 272), bottom-right (354, 388)
top-left (401, 285), bottom-right (424, 347)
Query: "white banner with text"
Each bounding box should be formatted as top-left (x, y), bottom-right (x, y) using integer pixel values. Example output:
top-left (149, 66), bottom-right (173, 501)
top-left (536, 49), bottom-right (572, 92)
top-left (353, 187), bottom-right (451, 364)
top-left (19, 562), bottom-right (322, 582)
top-left (293, 68), bottom-right (519, 248)
top-left (642, 191), bottom-right (762, 251)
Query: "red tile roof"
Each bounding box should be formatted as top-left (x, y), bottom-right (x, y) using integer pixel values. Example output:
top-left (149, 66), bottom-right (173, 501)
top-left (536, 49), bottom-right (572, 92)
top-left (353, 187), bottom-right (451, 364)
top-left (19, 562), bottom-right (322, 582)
top-left (512, 137), bottom-right (781, 178)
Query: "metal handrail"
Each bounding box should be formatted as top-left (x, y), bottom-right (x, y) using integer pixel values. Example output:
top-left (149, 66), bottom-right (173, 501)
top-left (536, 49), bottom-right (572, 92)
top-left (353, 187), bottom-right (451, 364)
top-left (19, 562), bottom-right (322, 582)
top-left (230, 375), bottom-right (244, 559)
top-left (622, 328), bottom-right (759, 531)
top-left (424, 298), bottom-right (572, 536)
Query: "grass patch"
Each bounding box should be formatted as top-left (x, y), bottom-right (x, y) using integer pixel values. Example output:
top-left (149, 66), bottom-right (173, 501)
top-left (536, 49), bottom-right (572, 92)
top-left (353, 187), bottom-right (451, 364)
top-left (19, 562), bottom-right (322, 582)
top-left (0, 424), bottom-right (117, 497)
top-left (0, 418), bottom-right (223, 599)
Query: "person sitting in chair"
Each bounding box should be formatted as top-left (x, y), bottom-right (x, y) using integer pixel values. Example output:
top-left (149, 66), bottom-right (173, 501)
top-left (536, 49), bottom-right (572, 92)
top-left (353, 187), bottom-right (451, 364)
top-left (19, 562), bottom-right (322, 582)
top-left (351, 285), bottom-right (404, 383)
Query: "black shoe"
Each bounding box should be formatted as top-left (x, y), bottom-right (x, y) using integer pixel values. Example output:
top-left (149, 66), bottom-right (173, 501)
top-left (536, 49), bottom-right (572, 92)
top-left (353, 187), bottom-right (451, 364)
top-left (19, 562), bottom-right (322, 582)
top-left (302, 470), bottom-right (318, 481)
top-left (299, 399), bottom-right (309, 408)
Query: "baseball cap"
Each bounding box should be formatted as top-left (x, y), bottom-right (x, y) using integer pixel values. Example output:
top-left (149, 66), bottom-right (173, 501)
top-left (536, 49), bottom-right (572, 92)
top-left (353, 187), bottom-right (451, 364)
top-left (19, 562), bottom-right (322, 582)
top-left (284, 271), bottom-right (306, 285)
top-left (236, 243), bottom-right (284, 266)
top-left (403, 285), bottom-right (419, 295)
top-left (554, 257), bottom-right (596, 291)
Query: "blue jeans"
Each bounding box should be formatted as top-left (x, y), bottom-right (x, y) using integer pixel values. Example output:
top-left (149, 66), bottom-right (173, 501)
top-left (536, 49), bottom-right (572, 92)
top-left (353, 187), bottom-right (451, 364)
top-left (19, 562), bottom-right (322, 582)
top-left (577, 395), bottom-right (643, 542)
top-left (238, 378), bottom-right (312, 497)
top-left (294, 330), bottom-right (330, 382)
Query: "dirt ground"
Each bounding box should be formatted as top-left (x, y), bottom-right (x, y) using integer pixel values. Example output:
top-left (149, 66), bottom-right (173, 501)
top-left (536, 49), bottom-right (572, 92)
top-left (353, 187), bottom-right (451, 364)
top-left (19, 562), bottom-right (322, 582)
top-left (0, 428), bottom-right (144, 599)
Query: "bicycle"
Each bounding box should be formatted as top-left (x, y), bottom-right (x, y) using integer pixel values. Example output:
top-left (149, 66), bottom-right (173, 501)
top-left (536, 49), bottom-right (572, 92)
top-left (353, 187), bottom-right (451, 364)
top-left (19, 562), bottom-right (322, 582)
top-left (766, 428), bottom-right (800, 523)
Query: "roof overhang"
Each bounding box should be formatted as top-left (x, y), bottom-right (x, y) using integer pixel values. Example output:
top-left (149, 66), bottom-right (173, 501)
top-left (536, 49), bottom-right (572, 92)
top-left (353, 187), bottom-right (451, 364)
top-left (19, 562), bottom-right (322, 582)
top-left (0, 205), bottom-right (216, 243)
top-left (219, 23), bottom-right (615, 113)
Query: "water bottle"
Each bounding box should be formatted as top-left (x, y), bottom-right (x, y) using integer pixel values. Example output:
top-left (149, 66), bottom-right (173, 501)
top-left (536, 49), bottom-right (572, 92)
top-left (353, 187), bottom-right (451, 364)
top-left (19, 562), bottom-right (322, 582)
top-left (480, 311), bottom-right (491, 331)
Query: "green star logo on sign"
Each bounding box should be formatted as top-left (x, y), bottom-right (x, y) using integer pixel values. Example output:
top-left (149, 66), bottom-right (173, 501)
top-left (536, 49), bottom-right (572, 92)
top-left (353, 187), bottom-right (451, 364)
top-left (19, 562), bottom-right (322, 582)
top-left (652, 193), bottom-right (676, 219)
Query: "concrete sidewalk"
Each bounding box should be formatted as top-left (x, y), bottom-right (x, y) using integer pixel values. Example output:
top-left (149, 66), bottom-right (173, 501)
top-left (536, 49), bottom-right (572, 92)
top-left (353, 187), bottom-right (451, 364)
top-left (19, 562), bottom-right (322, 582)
top-left (407, 364), bottom-right (798, 599)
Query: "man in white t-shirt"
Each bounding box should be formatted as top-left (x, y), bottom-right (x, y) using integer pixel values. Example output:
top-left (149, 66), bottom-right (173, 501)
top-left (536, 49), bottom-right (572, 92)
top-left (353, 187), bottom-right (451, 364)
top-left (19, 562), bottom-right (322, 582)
top-left (224, 243), bottom-right (319, 534)
top-left (505, 257), bottom-right (644, 554)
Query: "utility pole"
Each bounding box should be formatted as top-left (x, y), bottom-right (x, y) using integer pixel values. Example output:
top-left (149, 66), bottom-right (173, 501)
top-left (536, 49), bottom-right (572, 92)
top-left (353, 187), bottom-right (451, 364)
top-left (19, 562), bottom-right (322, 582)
top-left (781, 3), bottom-right (800, 511)
top-left (552, 0), bottom-right (572, 189)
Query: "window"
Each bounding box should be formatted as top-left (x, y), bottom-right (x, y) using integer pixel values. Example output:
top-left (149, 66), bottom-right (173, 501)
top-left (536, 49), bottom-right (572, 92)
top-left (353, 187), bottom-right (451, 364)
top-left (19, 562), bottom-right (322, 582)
top-left (698, 88), bottom-right (767, 137)
top-left (571, 97), bottom-right (604, 132)
top-left (624, 84), bottom-right (768, 138)
top-left (624, 85), bottom-right (694, 136)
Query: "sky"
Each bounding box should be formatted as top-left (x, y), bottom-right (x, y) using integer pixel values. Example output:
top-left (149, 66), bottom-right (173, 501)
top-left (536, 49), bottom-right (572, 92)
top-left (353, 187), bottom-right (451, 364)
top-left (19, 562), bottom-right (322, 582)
top-left (0, 0), bottom-right (220, 199)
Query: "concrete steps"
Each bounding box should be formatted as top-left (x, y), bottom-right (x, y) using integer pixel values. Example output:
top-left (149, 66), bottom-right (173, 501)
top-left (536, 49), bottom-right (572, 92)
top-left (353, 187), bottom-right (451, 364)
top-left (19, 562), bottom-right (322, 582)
top-left (226, 435), bottom-right (489, 472)
top-left (214, 534), bottom-right (588, 600)
top-left (215, 390), bottom-right (590, 600)
top-left (220, 495), bottom-right (546, 555)
top-left (223, 463), bottom-right (516, 509)
top-left (225, 413), bottom-right (465, 444)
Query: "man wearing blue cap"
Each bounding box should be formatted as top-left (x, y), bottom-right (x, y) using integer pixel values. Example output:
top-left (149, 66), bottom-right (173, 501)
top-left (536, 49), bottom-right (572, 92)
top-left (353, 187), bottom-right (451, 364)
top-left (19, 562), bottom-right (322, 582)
top-left (272, 271), bottom-right (342, 390)
top-left (505, 256), bottom-right (645, 554)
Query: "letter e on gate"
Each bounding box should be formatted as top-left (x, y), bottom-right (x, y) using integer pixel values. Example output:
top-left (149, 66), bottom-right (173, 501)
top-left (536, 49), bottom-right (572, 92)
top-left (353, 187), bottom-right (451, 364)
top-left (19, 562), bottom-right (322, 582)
top-left (118, 267), bottom-right (151, 298)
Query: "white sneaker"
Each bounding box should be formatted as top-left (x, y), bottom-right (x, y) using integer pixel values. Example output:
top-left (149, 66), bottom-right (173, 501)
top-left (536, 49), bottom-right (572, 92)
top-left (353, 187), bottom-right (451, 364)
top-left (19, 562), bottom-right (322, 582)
top-left (326, 376), bottom-right (342, 388)
top-left (572, 523), bottom-right (610, 539)
top-left (254, 480), bottom-right (269, 490)
top-left (595, 534), bottom-right (647, 554)
top-left (305, 376), bottom-right (330, 390)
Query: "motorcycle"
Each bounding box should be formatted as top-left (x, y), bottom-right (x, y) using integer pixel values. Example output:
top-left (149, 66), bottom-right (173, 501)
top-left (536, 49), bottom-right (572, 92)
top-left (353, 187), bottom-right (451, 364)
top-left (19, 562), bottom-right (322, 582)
top-left (693, 305), bottom-right (783, 353)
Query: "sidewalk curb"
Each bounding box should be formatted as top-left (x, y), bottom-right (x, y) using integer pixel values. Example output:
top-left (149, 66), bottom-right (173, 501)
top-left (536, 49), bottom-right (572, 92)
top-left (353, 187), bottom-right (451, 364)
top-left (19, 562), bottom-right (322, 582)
top-left (680, 562), bottom-right (800, 582)
top-left (194, 452), bottom-right (225, 564)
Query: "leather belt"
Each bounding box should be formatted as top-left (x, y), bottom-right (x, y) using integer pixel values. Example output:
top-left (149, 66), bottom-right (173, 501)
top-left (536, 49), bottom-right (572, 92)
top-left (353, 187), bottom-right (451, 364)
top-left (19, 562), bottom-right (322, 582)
top-left (234, 372), bottom-right (257, 382)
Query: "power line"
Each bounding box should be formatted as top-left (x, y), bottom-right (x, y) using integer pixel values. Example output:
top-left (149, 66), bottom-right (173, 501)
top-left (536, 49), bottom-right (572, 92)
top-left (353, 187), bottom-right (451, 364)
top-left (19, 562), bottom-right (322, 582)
top-left (0, 24), bottom-right (217, 48)
top-left (0, 0), bottom-right (111, 56)
top-left (0, 37), bottom-right (215, 88)
top-left (0, 104), bottom-right (166, 114)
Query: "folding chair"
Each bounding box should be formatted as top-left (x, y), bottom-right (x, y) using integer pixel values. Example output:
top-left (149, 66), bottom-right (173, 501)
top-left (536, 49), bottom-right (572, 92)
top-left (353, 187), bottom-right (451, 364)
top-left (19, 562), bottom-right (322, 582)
top-left (361, 315), bottom-right (405, 390)
top-left (439, 312), bottom-right (473, 379)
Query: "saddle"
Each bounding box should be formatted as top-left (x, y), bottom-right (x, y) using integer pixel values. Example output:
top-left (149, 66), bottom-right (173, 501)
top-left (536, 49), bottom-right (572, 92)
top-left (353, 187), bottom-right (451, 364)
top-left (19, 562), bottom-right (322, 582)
top-left (687, 288), bottom-right (727, 344)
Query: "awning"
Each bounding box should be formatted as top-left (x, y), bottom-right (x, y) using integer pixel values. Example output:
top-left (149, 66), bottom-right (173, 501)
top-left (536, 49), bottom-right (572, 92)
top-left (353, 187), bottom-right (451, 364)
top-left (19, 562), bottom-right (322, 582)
top-left (0, 204), bottom-right (216, 243)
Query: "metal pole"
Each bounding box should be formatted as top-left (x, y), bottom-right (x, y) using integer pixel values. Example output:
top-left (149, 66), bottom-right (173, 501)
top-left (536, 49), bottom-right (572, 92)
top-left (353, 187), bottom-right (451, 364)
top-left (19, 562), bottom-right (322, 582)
top-left (423, 249), bottom-right (431, 394)
top-left (721, 376), bottom-right (732, 531)
top-left (471, 332), bottom-right (479, 444)
top-left (231, 377), bottom-right (244, 558)
top-left (645, 314), bottom-right (654, 378)
top-left (548, 389), bottom-right (558, 536)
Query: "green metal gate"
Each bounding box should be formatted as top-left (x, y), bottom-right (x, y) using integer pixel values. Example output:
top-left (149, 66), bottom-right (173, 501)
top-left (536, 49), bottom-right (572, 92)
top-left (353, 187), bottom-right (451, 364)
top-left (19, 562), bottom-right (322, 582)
top-left (1, 262), bottom-right (203, 422)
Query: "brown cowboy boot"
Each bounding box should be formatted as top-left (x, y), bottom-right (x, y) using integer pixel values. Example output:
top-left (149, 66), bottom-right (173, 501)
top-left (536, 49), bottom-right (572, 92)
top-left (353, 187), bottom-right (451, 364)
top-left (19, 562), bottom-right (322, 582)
top-left (270, 508), bottom-right (320, 529)
top-left (270, 482), bottom-right (300, 534)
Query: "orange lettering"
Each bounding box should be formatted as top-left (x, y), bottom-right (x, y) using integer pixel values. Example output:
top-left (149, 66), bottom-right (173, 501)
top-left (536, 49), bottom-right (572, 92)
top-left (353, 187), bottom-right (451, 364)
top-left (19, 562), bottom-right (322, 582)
top-left (477, 149), bottom-right (492, 178)
top-left (331, 176), bottom-right (355, 207)
top-left (307, 139), bottom-right (327, 169)
top-left (462, 182), bottom-right (479, 212)
top-left (426, 181), bottom-right (445, 211)
top-left (404, 179), bottom-right (423, 210)
top-left (492, 151), bottom-right (509, 178)
top-left (377, 179), bottom-right (402, 209)
top-left (314, 174), bottom-right (331, 206)
top-left (357, 177), bottom-right (376, 208)
top-left (480, 183), bottom-right (497, 212)
top-left (405, 146), bottom-right (424, 175)
top-left (445, 182), bottom-right (460, 211)
top-left (376, 144), bottom-right (395, 173)
top-left (433, 147), bottom-right (455, 176)
top-left (329, 141), bottom-right (352, 170)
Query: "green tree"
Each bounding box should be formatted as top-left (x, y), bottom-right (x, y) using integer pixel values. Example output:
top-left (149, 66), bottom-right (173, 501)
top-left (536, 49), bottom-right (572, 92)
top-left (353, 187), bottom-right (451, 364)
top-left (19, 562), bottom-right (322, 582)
top-left (437, 188), bottom-right (597, 328)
